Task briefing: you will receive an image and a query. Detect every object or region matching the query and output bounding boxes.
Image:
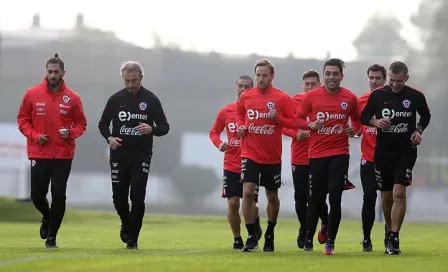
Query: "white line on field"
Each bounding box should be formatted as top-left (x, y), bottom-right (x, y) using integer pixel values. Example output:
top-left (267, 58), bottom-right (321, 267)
top-left (0, 235), bottom-right (383, 266)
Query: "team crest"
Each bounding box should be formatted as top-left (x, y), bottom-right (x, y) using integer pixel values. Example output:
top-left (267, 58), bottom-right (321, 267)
top-left (62, 95), bottom-right (70, 103)
top-left (266, 101), bottom-right (275, 110)
top-left (340, 101), bottom-right (348, 110)
top-left (403, 99), bottom-right (411, 108)
top-left (139, 102), bottom-right (147, 111)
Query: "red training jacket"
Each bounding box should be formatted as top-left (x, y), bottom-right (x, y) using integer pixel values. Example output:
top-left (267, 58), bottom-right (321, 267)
top-left (17, 78), bottom-right (87, 159)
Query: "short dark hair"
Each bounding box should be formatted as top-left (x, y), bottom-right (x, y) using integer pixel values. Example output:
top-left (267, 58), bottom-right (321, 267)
top-left (236, 75), bottom-right (254, 87)
top-left (323, 58), bottom-right (345, 73)
top-left (388, 61), bottom-right (408, 75)
top-left (254, 59), bottom-right (275, 75)
top-left (367, 64), bottom-right (386, 79)
top-left (46, 53), bottom-right (65, 71)
top-left (302, 69), bottom-right (320, 81)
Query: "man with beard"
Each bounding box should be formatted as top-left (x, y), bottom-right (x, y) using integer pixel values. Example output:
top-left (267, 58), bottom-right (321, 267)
top-left (209, 75), bottom-right (262, 249)
top-left (17, 53), bottom-right (87, 248)
top-left (98, 61), bottom-right (170, 249)
top-left (296, 58), bottom-right (361, 255)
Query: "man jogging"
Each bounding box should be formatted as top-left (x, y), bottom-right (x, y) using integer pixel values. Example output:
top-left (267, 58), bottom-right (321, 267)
top-left (209, 75), bottom-right (262, 249)
top-left (98, 61), bottom-right (169, 249)
top-left (17, 53), bottom-right (87, 248)
top-left (361, 61), bottom-right (431, 255)
top-left (296, 58), bottom-right (361, 255)
top-left (357, 64), bottom-right (387, 252)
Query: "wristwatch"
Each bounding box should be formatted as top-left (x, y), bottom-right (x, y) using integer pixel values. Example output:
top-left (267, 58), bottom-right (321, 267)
top-left (107, 136), bottom-right (112, 144)
top-left (416, 126), bottom-right (423, 135)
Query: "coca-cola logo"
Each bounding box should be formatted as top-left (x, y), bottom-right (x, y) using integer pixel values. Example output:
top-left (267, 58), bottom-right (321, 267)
top-left (365, 126), bottom-right (377, 134)
top-left (317, 124), bottom-right (344, 135)
top-left (229, 138), bottom-right (240, 146)
top-left (381, 123), bottom-right (409, 133)
top-left (120, 125), bottom-right (142, 136)
top-left (247, 123), bottom-right (275, 135)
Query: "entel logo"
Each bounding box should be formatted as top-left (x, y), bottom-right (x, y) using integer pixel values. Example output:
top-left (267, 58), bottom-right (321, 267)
top-left (118, 111), bottom-right (148, 121)
top-left (381, 108), bottom-right (412, 119)
top-left (316, 112), bottom-right (346, 122)
top-left (227, 122), bottom-right (237, 133)
top-left (247, 109), bottom-right (269, 120)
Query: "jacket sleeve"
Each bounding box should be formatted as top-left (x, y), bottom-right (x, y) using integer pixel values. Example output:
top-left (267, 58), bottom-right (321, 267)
top-left (98, 96), bottom-right (114, 141)
top-left (296, 92), bottom-right (312, 129)
top-left (275, 95), bottom-right (297, 129)
top-left (416, 91), bottom-right (431, 132)
top-left (236, 95), bottom-right (246, 127)
top-left (17, 91), bottom-right (40, 143)
top-left (151, 96), bottom-right (170, 137)
top-left (209, 109), bottom-right (226, 148)
top-left (68, 95), bottom-right (87, 140)
top-left (360, 91), bottom-right (377, 126)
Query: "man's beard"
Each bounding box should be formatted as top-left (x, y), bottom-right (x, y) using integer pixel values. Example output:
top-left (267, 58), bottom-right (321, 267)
top-left (47, 78), bottom-right (62, 88)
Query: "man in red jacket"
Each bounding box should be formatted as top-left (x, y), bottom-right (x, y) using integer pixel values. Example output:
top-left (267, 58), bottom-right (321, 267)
top-left (17, 53), bottom-right (87, 248)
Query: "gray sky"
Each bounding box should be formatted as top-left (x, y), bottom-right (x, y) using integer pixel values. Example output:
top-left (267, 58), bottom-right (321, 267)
top-left (0, 0), bottom-right (423, 61)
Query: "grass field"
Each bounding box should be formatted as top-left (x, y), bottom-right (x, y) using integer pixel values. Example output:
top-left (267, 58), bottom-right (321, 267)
top-left (0, 198), bottom-right (447, 271)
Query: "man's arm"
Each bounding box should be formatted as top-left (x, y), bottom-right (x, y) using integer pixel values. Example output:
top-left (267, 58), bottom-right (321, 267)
top-left (151, 96), bottom-right (170, 137)
top-left (67, 95), bottom-right (87, 140)
top-left (236, 96), bottom-right (246, 127)
top-left (209, 109), bottom-right (226, 148)
top-left (360, 91), bottom-right (377, 127)
top-left (282, 128), bottom-right (297, 138)
top-left (275, 95), bottom-right (298, 129)
top-left (98, 96), bottom-right (114, 142)
top-left (350, 95), bottom-right (361, 133)
top-left (17, 91), bottom-right (40, 143)
top-left (415, 91), bottom-right (431, 133)
top-left (295, 92), bottom-right (312, 129)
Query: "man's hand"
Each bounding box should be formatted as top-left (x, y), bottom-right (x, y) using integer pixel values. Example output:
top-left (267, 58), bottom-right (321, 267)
top-left (308, 120), bottom-right (323, 130)
top-left (267, 107), bottom-right (277, 121)
top-left (136, 123), bottom-right (152, 135)
top-left (218, 142), bottom-right (228, 152)
top-left (346, 126), bottom-right (355, 137)
top-left (109, 137), bottom-right (123, 150)
top-left (37, 134), bottom-right (48, 145)
top-left (372, 118), bottom-right (391, 129)
top-left (237, 125), bottom-right (247, 137)
top-left (59, 128), bottom-right (70, 139)
top-left (296, 130), bottom-right (310, 141)
top-left (410, 130), bottom-right (422, 145)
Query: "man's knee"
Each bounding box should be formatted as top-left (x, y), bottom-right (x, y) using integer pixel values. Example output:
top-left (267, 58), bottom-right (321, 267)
top-left (266, 191), bottom-right (279, 204)
top-left (382, 191), bottom-right (394, 205)
top-left (328, 190), bottom-right (342, 206)
top-left (227, 197), bottom-right (240, 212)
top-left (242, 183), bottom-right (256, 200)
top-left (393, 185), bottom-right (406, 201)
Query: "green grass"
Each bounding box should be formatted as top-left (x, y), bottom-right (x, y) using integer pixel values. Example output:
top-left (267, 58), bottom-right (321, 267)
top-left (0, 198), bottom-right (447, 271)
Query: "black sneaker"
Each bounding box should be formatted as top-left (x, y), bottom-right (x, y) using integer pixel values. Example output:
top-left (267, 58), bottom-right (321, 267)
top-left (40, 219), bottom-right (49, 240)
top-left (233, 238), bottom-right (244, 249)
top-left (297, 231), bottom-right (306, 249)
top-left (384, 236), bottom-right (390, 254)
top-left (362, 239), bottom-right (373, 252)
top-left (126, 240), bottom-right (138, 249)
top-left (303, 239), bottom-right (313, 251)
top-left (263, 234), bottom-right (274, 252)
top-left (120, 225), bottom-right (129, 243)
top-left (255, 221), bottom-right (263, 241)
top-left (242, 235), bottom-right (258, 252)
top-left (387, 236), bottom-right (401, 255)
top-left (45, 237), bottom-right (58, 248)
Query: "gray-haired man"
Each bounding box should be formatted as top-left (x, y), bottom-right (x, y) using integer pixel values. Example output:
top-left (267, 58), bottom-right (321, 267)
top-left (98, 61), bottom-right (170, 249)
